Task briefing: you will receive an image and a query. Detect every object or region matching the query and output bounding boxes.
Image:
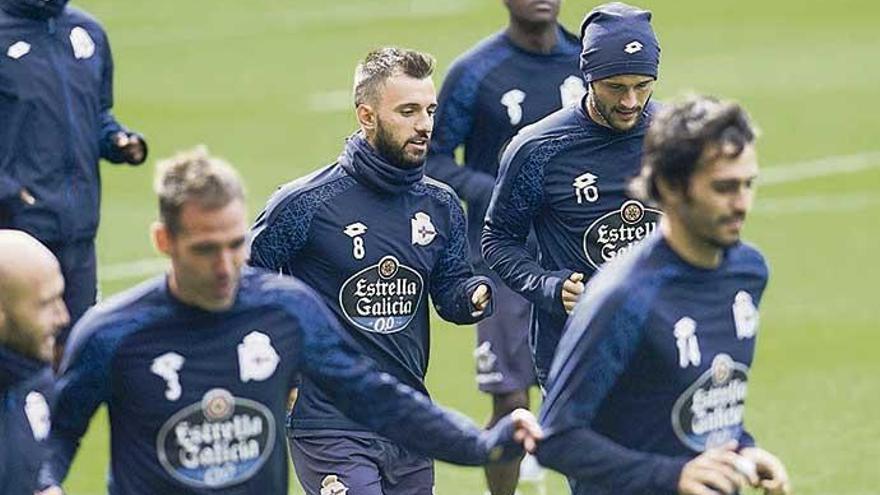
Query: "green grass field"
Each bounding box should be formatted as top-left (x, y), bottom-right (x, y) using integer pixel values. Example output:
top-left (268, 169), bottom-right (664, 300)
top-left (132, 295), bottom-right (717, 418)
top-left (62, 0), bottom-right (880, 493)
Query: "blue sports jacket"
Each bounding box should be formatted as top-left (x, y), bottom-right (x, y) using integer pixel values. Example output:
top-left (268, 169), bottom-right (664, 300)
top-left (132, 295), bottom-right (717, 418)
top-left (0, 0), bottom-right (139, 242)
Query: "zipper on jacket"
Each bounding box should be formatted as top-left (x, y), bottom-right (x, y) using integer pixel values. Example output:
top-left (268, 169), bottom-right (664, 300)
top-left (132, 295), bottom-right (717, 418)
top-left (46, 16), bottom-right (79, 239)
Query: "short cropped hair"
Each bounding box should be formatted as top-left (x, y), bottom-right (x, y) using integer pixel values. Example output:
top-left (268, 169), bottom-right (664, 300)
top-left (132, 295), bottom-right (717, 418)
top-left (154, 146), bottom-right (245, 235)
top-left (353, 47), bottom-right (435, 107)
top-left (631, 94), bottom-right (757, 205)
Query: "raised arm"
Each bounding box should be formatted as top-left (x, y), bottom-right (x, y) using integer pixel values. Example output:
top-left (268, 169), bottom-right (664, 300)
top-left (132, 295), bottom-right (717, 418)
top-left (291, 291), bottom-right (521, 466)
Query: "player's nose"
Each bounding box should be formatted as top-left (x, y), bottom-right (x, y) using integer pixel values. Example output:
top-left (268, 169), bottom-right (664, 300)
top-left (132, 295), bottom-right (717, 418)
top-left (620, 88), bottom-right (638, 108)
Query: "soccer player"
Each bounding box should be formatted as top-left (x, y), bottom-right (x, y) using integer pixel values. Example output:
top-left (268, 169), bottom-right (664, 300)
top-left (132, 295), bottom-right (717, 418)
top-left (482, 2), bottom-right (664, 386)
top-left (0, 230), bottom-right (69, 495)
top-left (425, 1), bottom-right (582, 491)
top-left (249, 47), bottom-right (494, 495)
top-left (0, 0), bottom-right (147, 345)
top-left (38, 148), bottom-right (539, 495)
top-left (536, 95), bottom-right (792, 495)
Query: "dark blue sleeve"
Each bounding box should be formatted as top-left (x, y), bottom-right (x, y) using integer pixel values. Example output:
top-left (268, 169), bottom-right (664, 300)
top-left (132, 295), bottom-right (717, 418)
top-left (39, 326), bottom-right (115, 487)
top-left (425, 61), bottom-right (496, 204)
top-left (96, 32), bottom-right (128, 164)
top-left (249, 198), bottom-right (311, 274)
top-left (0, 172), bottom-right (20, 203)
top-left (291, 290), bottom-right (519, 466)
top-left (482, 140), bottom-right (571, 315)
top-left (429, 189), bottom-right (494, 324)
top-left (536, 289), bottom-right (687, 494)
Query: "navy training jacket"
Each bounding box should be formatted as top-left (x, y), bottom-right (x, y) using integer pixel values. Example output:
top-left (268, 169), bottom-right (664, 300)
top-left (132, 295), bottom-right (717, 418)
top-left (0, 0), bottom-right (135, 242)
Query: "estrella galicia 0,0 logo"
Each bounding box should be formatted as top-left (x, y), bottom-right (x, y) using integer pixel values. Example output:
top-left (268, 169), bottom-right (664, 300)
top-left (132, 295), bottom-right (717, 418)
top-left (671, 354), bottom-right (750, 452)
top-left (583, 200), bottom-right (662, 269)
top-left (339, 255), bottom-right (424, 334)
top-left (156, 388), bottom-right (276, 488)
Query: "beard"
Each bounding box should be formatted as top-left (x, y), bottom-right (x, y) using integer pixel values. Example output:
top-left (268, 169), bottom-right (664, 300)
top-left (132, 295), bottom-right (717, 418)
top-left (589, 88), bottom-right (651, 132)
top-left (2, 317), bottom-right (52, 363)
top-left (374, 120), bottom-right (427, 169)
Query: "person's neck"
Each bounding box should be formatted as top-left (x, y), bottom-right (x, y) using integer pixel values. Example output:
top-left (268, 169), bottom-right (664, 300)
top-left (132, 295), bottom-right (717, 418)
top-left (166, 270), bottom-right (229, 312)
top-left (506, 20), bottom-right (558, 54)
top-left (660, 217), bottom-right (723, 269)
top-left (584, 92), bottom-right (613, 129)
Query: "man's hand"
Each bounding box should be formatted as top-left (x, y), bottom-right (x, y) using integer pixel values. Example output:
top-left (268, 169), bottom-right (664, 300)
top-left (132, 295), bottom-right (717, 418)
top-left (561, 272), bottom-right (585, 314)
top-left (471, 283), bottom-right (491, 317)
top-left (112, 131), bottom-right (147, 165)
top-left (678, 442), bottom-right (756, 495)
top-left (509, 408), bottom-right (543, 454)
top-left (740, 447), bottom-right (792, 495)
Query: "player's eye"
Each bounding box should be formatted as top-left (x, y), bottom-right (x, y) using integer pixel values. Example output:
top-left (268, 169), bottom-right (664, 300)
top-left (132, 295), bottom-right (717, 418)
top-left (192, 244), bottom-right (218, 255)
top-left (712, 182), bottom-right (739, 194)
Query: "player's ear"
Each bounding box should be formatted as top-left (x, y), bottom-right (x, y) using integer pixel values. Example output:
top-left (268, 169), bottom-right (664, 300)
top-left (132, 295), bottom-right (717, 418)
top-left (152, 221), bottom-right (172, 256)
top-left (655, 176), bottom-right (681, 206)
top-left (356, 103), bottom-right (377, 133)
top-left (0, 304), bottom-right (7, 338)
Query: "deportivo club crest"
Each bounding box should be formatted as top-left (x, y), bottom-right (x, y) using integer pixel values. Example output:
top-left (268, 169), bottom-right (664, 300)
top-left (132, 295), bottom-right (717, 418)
top-left (338, 255), bottom-right (424, 334)
top-left (411, 212), bottom-right (437, 246)
top-left (156, 388), bottom-right (276, 488)
top-left (583, 200), bottom-right (662, 269)
top-left (671, 354), bottom-right (749, 452)
top-left (732, 291), bottom-right (759, 340)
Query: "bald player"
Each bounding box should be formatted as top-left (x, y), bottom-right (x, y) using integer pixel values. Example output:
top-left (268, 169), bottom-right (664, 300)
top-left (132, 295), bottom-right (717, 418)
top-left (0, 230), bottom-right (70, 495)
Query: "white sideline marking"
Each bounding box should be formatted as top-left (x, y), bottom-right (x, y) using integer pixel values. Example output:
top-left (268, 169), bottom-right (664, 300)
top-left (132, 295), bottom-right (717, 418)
top-left (100, 258), bottom-right (167, 282)
top-left (760, 151), bottom-right (880, 186)
top-left (755, 192), bottom-right (880, 215)
top-left (308, 90), bottom-right (352, 113)
top-left (98, 151), bottom-right (878, 281)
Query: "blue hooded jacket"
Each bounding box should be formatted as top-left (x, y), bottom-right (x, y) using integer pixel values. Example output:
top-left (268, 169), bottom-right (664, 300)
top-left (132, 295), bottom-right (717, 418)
top-left (0, 0), bottom-right (140, 242)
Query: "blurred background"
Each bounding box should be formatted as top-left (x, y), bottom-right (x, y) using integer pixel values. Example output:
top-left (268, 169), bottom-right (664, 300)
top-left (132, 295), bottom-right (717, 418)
top-left (70, 1), bottom-right (879, 493)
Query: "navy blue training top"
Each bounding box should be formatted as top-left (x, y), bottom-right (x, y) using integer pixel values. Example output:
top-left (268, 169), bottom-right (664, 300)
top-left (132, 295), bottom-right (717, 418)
top-left (483, 100), bottom-right (661, 383)
top-left (426, 27), bottom-right (584, 267)
top-left (249, 138), bottom-right (490, 434)
top-left (537, 232), bottom-right (768, 495)
top-left (41, 268), bottom-right (506, 494)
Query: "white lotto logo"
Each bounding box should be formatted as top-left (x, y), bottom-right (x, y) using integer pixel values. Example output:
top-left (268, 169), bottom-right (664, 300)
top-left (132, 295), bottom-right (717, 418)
top-left (500, 89), bottom-right (526, 126)
top-left (151, 352), bottom-right (185, 401)
top-left (25, 391), bottom-right (51, 441)
top-left (238, 331), bottom-right (280, 382)
top-left (6, 40), bottom-right (31, 60)
top-left (411, 212), bottom-right (437, 246)
top-left (573, 172), bottom-right (600, 204)
top-left (69, 27), bottom-right (95, 60)
top-left (344, 221), bottom-right (368, 260)
top-left (624, 40), bottom-right (643, 54)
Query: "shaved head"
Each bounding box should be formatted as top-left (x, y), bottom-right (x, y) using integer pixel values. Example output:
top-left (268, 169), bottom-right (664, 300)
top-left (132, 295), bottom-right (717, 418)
top-left (0, 230), bottom-right (69, 362)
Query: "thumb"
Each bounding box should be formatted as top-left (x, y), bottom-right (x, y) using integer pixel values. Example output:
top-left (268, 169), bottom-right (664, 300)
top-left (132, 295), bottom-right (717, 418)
top-left (569, 272), bottom-right (584, 283)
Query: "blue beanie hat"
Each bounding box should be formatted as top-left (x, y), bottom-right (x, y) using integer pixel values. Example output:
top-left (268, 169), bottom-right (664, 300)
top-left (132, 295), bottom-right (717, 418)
top-left (580, 2), bottom-right (660, 83)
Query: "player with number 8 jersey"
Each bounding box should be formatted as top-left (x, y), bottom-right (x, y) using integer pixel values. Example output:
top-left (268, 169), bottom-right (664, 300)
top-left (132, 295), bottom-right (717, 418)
top-left (250, 48), bottom-right (495, 494)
